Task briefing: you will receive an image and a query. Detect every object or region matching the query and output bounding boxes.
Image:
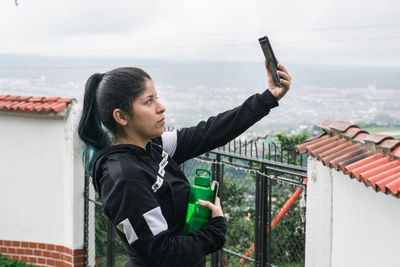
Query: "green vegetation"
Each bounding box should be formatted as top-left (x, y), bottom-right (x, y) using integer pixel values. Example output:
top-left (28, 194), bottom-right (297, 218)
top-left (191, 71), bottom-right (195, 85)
top-left (0, 254), bottom-right (34, 267)
top-left (97, 254), bottom-right (128, 267)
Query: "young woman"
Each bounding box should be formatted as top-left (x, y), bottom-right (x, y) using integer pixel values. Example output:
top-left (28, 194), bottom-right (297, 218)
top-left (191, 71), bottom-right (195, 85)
top-left (78, 62), bottom-right (291, 267)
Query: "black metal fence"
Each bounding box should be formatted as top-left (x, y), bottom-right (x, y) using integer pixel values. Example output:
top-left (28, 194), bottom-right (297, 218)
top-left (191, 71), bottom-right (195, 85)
top-left (84, 137), bottom-right (308, 267)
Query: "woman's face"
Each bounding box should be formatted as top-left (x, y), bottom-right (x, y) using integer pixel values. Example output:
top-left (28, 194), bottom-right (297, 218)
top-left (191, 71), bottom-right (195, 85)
top-left (125, 79), bottom-right (166, 143)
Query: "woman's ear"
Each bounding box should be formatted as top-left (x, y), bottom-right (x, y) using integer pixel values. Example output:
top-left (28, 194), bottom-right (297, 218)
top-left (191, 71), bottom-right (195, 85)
top-left (112, 108), bottom-right (128, 126)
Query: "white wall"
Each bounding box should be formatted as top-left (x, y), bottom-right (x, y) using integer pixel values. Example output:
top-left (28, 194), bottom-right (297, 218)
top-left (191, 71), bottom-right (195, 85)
top-left (305, 158), bottom-right (333, 267)
top-left (0, 103), bottom-right (84, 249)
top-left (305, 157), bottom-right (400, 267)
top-left (331, 170), bottom-right (400, 267)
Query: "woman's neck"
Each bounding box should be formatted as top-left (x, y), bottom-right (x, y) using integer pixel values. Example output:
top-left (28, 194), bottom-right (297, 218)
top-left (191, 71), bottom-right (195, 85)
top-left (113, 135), bottom-right (149, 149)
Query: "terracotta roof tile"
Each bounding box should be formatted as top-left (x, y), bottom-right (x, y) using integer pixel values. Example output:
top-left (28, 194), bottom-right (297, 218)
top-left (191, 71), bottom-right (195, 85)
top-left (319, 120), bottom-right (336, 132)
top-left (328, 148), bottom-right (365, 170)
top-left (339, 151), bottom-right (373, 173)
top-left (350, 156), bottom-right (391, 181)
top-left (306, 135), bottom-right (340, 154)
top-left (364, 134), bottom-right (393, 144)
top-left (368, 166), bottom-right (400, 190)
top-left (321, 143), bottom-right (360, 166)
top-left (0, 95), bottom-right (73, 114)
top-left (385, 178), bottom-right (400, 195)
top-left (5, 95), bottom-right (19, 101)
top-left (310, 138), bottom-right (346, 158)
top-left (359, 160), bottom-right (400, 184)
top-left (378, 139), bottom-right (400, 151)
top-left (42, 97), bottom-right (60, 102)
top-left (318, 141), bottom-right (353, 159)
top-left (295, 134), bottom-right (328, 154)
top-left (28, 97), bottom-right (44, 102)
top-left (376, 173), bottom-right (400, 192)
top-left (56, 98), bottom-right (73, 103)
top-left (392, 146), bottom-right (400, 159)
top-left (345, 153), bottom-right (384, 174)
top-left (330, 121), bottom-right (358, 133)
top-left (352, 132), bottom-right (370, 143)
top-left (342, 127), bottom-right (368, 139)
top-left (296, 120), bottom-right (400, 199)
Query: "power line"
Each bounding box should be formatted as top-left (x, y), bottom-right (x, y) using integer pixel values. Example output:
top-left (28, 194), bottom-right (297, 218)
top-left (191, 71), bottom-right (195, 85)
top-left (0, 56), bottom-right (400, 70)
top-left (0, 24), bottom-right (400, 45)
top-left (2, 35), bottom-right (400, 55)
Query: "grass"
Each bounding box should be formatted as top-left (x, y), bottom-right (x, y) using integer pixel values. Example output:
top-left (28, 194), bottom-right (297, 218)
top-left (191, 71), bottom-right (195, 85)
top-left (97, 254), bottom-right (128, 267)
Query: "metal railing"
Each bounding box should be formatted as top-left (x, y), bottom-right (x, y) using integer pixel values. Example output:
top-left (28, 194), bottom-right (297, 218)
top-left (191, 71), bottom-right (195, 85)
top-left (84, 137), bottom-right (308, 267)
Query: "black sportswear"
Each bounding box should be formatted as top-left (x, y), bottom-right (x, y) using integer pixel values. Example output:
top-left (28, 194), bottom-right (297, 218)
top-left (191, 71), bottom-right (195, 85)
top-left (91, 89), bottom-right (279, 267)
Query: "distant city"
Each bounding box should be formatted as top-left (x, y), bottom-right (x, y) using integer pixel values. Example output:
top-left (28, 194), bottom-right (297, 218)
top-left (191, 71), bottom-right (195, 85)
top-left (0, 55), bottom-right (399, 139)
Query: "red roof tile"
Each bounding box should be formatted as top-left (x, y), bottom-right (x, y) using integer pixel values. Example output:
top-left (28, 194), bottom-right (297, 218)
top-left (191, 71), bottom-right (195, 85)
top-left (376, 173), bottom-right (400, 192)
top-left (330, 121), bottom-right (357, 133)
top-left (368, 166), bottom-right (400, 190)
top-left (342, 127), bottom-right (368, 139)
top-left (297, 120), bottom-right (400, 198)
top-left (318, 141), bottom-right (353, 159)
top-left (378, 139), bottom-right (400, 151)
top-left (364, 134), bottom-right (393, 144)
top-left (353, 132), bottom-right (370, 143)
top-left (295, 134), bottom-right (328, 154)
top-left (0, 95), bottom-right (73, 114)
top-left (393, 146), bottom-right (400, 159)
top-left (385, 178), bottom-right (400, 195)
top-left (321, 143), bottom-right (360, 166)
top-left (339, 151), bottom-right (373, 173)
top-left (359, 160), bottom-right (400, 184)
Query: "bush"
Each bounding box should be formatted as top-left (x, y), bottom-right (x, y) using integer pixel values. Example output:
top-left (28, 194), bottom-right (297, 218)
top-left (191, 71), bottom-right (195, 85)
top-left (0, 254), bottom-right (34, 267)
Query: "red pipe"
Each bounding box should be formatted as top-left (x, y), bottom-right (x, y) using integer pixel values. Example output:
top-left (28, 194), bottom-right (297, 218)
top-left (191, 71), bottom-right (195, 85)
top-left (239, 178), bottom-right (308, 263)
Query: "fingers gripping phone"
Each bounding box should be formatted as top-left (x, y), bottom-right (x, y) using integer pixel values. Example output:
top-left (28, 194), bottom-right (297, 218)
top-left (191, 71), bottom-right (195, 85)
top-left (259, 36), bottom-right (282, 86)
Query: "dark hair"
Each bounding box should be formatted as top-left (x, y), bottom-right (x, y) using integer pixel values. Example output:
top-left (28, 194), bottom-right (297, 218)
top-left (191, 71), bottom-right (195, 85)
top-left (78, 67), bottom-right (151, 169)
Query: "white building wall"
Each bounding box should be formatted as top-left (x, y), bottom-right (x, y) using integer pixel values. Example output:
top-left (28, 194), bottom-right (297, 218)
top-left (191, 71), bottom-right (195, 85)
top-left (331, 170), bottom-right (400, 267)
top-left (305, 158), bottom-right (333, 267)
top-left (0, 104), bottom-right (85, 250)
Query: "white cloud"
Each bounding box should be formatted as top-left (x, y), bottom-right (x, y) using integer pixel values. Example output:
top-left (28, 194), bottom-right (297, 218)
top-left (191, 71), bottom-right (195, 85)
top-left (1, 0), bottom-right (399, 65)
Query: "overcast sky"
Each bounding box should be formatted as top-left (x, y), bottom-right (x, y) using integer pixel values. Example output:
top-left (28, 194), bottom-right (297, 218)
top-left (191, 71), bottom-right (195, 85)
top-left (1, 0), bottom-right (400, 66)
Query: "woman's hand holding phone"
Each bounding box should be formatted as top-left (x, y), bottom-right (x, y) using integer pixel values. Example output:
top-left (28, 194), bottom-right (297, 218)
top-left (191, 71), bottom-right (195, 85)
top-left (266, 60), bottom-right (291, 101)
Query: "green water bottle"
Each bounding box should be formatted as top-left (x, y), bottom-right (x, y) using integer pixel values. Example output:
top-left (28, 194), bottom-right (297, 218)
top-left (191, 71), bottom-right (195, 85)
top-left (184, 168), bottom-right (219, 234)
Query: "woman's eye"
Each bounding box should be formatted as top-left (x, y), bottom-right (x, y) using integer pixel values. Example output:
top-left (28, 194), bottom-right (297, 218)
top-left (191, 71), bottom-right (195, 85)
top-left (146, 99), bottom-right (152, 104)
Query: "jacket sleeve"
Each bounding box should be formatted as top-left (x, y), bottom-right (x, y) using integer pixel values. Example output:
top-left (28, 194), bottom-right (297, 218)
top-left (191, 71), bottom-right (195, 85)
top-left (100, 175), bottom-right (226, 267)
top-left (161, 89), bottom-right (278, 164)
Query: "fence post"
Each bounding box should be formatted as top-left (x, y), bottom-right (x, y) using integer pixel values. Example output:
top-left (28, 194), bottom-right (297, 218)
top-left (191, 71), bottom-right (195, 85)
top-left (211, 154), bottom-right (223, 267)
top-left (83, 170), bottom-right (89, 267)
top-left (107, 221), bottom-right (115, 267)
top-left (254, 164), bottom-right (268, 266)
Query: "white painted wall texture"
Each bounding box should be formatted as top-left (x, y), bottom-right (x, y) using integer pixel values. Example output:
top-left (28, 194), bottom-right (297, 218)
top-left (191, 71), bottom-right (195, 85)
top-left (305, 158), bottom-right (333, 267)
top-left (0, 103), bottom-right (85, 250)
top-left (305, 157), bottom-right (400, 267)
top-left (331, 169), bottom-right (400, 267)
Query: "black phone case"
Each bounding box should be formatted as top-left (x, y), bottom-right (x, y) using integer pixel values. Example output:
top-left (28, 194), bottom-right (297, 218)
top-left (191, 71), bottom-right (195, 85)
top-left (259, 36), bottom-right (282, 86)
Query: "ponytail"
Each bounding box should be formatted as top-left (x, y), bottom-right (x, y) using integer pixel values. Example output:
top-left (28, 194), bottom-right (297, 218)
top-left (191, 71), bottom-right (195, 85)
top-left (78, 73), bottom-right (110, 173)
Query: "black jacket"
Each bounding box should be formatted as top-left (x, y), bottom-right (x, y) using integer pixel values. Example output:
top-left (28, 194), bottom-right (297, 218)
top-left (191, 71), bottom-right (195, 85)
top-left (92, 90), bottom-right (278, 267)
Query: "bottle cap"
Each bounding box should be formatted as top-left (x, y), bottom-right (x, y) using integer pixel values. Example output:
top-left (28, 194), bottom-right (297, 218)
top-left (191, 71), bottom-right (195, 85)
top-left (194, 168), bottom-right (211, 187)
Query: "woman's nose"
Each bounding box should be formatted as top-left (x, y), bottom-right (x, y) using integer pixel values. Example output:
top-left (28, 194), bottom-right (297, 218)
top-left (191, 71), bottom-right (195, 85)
top-left (157, 100), bottom-right (166, 113)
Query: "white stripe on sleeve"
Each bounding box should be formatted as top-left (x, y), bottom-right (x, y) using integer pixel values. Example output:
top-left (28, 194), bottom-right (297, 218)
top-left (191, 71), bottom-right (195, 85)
top-left (143, 206), bottom-right (168, 236)
top-left (161, 130), bottom-right (177, 157)
top-left (117, 218), bottom-right (138, 244)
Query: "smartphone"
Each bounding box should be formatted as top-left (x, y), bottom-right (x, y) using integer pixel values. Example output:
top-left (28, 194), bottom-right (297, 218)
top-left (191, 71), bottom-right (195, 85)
top-left (259, 36), bottom-right (282, 86)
